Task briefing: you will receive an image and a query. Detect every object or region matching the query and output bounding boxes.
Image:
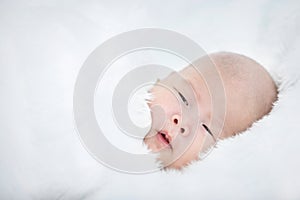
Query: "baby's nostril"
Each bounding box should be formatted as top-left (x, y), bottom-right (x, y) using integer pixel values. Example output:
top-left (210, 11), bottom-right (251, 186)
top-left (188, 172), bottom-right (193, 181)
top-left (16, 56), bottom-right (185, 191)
top-left (180, 128), bottom-right (185, 133)
top-left (173, 118), bottom-right (178, 124)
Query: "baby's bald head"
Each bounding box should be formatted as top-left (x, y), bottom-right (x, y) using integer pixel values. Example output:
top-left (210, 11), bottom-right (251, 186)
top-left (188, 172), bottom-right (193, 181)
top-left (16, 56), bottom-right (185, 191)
top-left (197, 52), bottom-right (277, 137)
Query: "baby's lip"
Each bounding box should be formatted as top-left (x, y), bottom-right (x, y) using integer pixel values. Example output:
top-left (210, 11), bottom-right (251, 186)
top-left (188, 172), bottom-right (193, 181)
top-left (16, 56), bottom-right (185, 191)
top-left (156, 130), bottom-right (172, 148)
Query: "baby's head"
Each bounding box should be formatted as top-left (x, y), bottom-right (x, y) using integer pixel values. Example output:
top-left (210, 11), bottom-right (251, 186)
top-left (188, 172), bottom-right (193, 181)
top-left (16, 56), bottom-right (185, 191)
top-left (143, 52), bottom-right (277, 169)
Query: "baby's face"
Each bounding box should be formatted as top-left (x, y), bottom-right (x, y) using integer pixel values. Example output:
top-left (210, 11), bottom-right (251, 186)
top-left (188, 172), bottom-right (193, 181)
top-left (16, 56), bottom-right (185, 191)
top-left (143, 52), bottom-right (278, 169)
top-left (143, 70), bottom-right (215, 169)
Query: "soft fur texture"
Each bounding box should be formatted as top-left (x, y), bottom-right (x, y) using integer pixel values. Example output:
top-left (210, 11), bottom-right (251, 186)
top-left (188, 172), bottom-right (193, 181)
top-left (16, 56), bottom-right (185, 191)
top-left (0, 0), bottom-right (299, 199)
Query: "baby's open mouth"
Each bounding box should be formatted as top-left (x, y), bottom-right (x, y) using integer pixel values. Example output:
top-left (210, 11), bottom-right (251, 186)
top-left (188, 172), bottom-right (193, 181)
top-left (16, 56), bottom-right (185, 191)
top-left (157, 131), bottom-right (172, 148)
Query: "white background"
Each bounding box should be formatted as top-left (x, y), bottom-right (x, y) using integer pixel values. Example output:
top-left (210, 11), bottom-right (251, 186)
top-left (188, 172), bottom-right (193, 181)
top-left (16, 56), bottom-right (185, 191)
top-left (0, 0), bottom-right (300, 199)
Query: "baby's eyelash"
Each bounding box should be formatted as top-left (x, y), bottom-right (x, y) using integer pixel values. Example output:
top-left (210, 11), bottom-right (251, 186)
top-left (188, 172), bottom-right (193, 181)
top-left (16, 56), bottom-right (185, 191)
top-left (202, 124), bottom-right (216, 142)
top-left (177, 91), bottom-right (189, 106)
top-left (173, 87), bottom-right (189, 106)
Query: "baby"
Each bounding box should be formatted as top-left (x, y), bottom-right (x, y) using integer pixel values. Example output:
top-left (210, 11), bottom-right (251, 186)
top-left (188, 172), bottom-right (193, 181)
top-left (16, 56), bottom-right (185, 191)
top-left (143, 52), bottom-right (277, 170)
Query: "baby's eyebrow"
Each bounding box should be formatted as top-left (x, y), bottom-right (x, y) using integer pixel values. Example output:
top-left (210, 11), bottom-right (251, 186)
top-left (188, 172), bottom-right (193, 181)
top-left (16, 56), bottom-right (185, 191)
top-left (173, 87), bottom-right (189, 106)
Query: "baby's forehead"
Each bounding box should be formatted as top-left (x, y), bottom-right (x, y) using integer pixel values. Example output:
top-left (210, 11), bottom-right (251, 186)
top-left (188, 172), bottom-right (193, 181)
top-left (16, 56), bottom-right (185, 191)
top-left (151, 72), bottom-right (200, 103)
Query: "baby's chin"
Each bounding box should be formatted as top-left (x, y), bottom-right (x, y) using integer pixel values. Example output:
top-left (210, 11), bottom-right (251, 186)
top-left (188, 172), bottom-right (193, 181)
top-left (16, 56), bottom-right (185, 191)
top-left (145, 144), bottom-right (199, 170)
top-left (143, 129), bottom-right (204, 170)
top-left (157, 152), bottom-right (199, 170)
top-left (144, 140), bottom-right (187, 170)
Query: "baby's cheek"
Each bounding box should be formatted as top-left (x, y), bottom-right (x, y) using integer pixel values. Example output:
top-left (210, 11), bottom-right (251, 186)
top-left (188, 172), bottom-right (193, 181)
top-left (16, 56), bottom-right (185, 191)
top-left (184, 130), bottom-right (206, 159)
top-left (150, 105), bottom-right (167, 129)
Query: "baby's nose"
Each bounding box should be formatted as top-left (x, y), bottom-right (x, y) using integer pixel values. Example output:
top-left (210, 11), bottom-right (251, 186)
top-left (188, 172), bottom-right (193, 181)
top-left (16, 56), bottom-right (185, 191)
top-left (171, 114), bottom-right (189, 136)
